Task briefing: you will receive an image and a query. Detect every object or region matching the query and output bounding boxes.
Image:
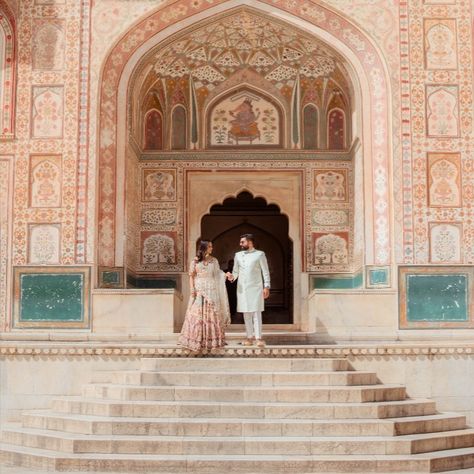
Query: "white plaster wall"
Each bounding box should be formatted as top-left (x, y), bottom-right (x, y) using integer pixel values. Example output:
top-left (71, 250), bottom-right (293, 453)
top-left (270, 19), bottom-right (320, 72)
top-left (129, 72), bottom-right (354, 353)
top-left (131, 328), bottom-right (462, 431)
top-left (2, 352), bottom-right (474, 426)
top-left (309, 290), bottom-right (398, 341)
top-left (0, 356), bottom-right (141, 422)
top-left (349, 354), bottom-right (474, 426)
top-left (92, 289), bottom-right (181, 336)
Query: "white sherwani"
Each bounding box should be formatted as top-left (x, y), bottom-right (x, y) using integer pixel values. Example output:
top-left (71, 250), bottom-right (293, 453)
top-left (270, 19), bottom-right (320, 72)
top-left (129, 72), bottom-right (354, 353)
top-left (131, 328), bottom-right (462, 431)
top-left (232, 249), bottom-right (271, 313)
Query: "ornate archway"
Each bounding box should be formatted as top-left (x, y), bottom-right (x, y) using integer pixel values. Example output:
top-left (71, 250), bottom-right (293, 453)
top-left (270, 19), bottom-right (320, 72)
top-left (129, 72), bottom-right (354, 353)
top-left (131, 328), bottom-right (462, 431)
top-left (96, 0), bottom-right (393, 284)
top-left (201, 191), bottom-right (293, 324)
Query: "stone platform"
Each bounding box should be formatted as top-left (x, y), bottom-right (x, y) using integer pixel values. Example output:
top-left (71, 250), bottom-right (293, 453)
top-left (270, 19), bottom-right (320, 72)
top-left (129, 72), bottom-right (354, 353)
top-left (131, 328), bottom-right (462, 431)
top-left (1, 356), bottom-right (474, 472)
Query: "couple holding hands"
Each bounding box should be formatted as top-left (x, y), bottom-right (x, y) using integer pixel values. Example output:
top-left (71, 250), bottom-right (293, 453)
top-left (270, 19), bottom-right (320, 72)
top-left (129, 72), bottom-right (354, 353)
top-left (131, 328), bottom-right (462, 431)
top-left (179, 234), bottom-right (271, 352)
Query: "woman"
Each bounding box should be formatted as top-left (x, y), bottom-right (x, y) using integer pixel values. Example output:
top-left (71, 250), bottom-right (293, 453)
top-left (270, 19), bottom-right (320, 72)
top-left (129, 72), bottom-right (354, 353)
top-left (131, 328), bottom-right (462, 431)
top-left (179, 241), bottom-right (230, 352)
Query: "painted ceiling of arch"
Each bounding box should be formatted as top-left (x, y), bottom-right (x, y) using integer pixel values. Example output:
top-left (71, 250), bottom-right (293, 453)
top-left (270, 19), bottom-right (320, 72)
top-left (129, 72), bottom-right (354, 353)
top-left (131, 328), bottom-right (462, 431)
top-left (142, 9), bottom-right (350, 105)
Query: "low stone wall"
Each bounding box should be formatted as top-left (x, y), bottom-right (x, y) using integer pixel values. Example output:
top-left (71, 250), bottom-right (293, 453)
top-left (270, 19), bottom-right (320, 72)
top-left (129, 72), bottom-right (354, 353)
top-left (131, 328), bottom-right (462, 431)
top-left (92, 289), bottom-right (183, 335)
top-left (1, 342), bottom-right (474, 424)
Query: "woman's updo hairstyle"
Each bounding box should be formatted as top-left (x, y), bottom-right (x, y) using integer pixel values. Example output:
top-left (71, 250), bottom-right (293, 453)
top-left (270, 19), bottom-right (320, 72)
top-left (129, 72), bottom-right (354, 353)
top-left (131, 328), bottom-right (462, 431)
top-left (196, 240), bottom-right (211, 262)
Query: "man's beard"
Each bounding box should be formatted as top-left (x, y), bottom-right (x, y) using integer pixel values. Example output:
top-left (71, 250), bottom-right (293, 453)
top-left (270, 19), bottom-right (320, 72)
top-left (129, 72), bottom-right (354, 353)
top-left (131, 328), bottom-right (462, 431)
top-left (240, 244), bottom-right (249, 250)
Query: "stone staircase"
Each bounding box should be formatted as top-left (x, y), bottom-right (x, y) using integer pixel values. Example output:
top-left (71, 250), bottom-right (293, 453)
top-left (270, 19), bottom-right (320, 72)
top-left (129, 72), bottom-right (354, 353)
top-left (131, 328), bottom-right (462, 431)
top-left (1, 356), bottom-right (474, 472)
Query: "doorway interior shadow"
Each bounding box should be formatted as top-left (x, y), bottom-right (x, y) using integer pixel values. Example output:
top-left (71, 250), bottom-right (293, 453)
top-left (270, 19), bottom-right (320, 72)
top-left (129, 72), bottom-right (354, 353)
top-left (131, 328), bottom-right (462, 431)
top-left (199, 191), bottom-right (293, 324)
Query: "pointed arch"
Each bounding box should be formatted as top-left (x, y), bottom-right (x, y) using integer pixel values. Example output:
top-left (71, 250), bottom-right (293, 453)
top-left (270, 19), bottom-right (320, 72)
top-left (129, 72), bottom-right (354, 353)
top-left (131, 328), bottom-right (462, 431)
top-left (302, 103), bottom-right (318, 150)
top-left (143, 109), bottom-right (164, 150)
top-left (327, 107), bottom-right (346, 150)
top-left (97, 0), bottom-right (393, 269)
top-left (170, 105), bottom-right (187, 150)
top-left (0, 0), bottom-right (16, 139)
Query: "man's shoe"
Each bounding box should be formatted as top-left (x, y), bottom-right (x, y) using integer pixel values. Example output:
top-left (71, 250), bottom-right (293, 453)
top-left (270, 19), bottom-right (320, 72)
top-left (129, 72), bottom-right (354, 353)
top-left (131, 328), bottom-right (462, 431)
top-left (256, 339), bottom-right (266, 348)
top-left (243, 338), bottom-right (254, 346)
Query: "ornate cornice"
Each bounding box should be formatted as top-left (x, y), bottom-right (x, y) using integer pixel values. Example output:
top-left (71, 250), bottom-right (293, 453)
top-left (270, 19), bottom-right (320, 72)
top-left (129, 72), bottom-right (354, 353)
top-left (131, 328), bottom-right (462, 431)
top-left (1, 344), bottom-right (474, 357)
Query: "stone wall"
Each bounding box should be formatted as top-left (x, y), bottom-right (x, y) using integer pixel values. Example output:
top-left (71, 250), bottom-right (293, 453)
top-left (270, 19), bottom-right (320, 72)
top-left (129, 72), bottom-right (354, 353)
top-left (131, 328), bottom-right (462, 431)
top-left (2, 345), bottom-right (474, 425)
top-left (0, 0), bottom-right (473, 334)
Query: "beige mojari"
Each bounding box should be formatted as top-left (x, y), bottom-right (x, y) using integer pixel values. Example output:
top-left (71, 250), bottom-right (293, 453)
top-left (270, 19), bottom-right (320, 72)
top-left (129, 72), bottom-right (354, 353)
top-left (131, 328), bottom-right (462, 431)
top-left (179, 257), bottom-right (230, 352)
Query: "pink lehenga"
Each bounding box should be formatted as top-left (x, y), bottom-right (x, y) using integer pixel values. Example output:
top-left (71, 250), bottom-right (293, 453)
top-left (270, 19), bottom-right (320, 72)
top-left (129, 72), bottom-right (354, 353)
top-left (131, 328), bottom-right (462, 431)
top-left (179, 257), bottom-right (231, 352)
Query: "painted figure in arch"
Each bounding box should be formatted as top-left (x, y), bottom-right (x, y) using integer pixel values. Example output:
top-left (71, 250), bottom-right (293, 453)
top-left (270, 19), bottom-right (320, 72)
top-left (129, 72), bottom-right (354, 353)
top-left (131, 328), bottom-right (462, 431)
top-left (179, 241), bottom-right (230, 353)
top-left (227, 234), bottom-right (271, 347)
top-left (228, 98), bottom-right (261, 144)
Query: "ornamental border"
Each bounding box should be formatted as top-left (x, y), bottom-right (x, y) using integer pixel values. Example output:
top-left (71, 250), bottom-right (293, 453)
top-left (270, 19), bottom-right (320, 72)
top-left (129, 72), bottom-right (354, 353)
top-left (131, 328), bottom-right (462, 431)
top-left (1, 345), bottom-right (473, 357)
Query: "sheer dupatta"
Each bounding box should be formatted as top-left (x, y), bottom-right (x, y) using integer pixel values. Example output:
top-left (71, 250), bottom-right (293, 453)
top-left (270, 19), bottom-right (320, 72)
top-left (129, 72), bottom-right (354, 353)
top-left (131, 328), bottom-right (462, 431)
top-left (188, 257), bottom-right (231, 326)
top-left (214, 261), bottom-right (231, 326)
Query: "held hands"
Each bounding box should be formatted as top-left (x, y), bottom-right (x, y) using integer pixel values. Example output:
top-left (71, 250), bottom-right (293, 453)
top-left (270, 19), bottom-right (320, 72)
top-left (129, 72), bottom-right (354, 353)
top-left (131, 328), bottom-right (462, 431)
top-left (225, 272), bottom-right (235, 282)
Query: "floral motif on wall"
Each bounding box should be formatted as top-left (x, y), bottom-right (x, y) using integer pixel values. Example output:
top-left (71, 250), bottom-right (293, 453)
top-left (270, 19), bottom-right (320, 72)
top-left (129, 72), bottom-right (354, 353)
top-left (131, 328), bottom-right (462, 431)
top-left (28, 224), bottom-right (61, 264)
top-left (426, 85), bottom-right (459, 137)
top-left (32, 19), bottom-right (65, 70)
top-left (312, 231), bottom-right (349, 265)
top-left (29, 155), bottom-right (62, 208)
top-left (427, 153), bottom-right (461, 208)
top-left (314, 169), bottom-right (348, 202)
top-left (311, 209), bottom-right (349, 228)
top-left (141, 209), bottom-right (177, 226)
top-left (142, 169), bottom-right (176, 202)
top-left (424, 19), bottom-right (457, 70)
top-left (31, 86), bottom-right (64, 138)
top-left (0, 157), bottom-right (11, 331)
top-left (429, 223), bottom-right (462, 263)
top-left (141, 231), bottom-right (177, 265)
top-left (209, 90), bottom-right (281, 147)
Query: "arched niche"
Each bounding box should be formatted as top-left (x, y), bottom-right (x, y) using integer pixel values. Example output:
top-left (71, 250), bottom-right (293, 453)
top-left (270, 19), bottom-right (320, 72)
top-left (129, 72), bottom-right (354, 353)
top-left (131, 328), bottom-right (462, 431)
top-left (171, 105), bottom-right (187, 150)
top-left (205, 86), bottom-right (285, 148)
top-left (98, 1), bottom-right (393, 279)
top-left (302, 104), bottom-right (318, 150)
top-left (327, 108), bottom-right (346, 150)
top-left (0, 1), bottom-right (16, 139)
top-left (143, 109), bottom-right (164, 151)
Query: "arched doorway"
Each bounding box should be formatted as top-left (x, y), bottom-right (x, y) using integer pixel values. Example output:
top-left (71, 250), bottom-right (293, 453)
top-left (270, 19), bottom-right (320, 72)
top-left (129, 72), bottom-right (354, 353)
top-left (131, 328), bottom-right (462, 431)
top-left (200, 191), bottom-right (293, 324)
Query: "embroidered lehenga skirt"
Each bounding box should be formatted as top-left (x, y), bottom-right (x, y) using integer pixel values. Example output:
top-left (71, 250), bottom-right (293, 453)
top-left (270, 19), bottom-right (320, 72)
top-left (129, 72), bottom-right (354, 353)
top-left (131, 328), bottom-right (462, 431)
top-left (179, 258), bottom-right (228, 352)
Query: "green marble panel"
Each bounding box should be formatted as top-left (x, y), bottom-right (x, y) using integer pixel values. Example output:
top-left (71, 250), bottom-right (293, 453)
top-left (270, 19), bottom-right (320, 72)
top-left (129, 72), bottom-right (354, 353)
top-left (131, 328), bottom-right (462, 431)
top-left (127, 274), bottom-right (177, 289)
top-left (102, 271), bottom-right (120, 285)
top-left (406, 274), bottom-right (468, 322)
top-left (369, 268), bottom-right (389, 286)
top-left (19, 273), bottom-right (84, 322)
top-left (312, 273), bottom-right (363, 290)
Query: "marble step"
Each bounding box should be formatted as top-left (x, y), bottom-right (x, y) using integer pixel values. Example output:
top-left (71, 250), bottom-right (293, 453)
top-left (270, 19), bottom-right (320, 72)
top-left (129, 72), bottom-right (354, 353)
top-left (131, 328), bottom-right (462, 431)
top-left (21, 411), bottom-right (467, 437)
top-left (81, 383), bottom-right (407, 403)
top-left (51, 397), bottom-right (437, 419)
top-left (3, 425), bottom-right (474, 456)
top-left (3, 442), bottom-right (474, 472)
top-left (139, 357), bottom-right (350, 372)
top-left (93, 370), bottom-right (378, 387)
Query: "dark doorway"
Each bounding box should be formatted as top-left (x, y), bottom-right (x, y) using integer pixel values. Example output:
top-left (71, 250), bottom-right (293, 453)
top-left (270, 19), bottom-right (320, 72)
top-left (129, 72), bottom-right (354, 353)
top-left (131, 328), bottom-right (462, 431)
top-left (200, 191), bottom-right (293, 324)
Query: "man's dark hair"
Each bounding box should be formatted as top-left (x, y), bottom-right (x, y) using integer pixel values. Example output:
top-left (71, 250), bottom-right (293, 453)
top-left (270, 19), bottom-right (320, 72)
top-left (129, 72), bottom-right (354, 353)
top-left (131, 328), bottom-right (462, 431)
top-left (240, 233), bottom-right (255, 244)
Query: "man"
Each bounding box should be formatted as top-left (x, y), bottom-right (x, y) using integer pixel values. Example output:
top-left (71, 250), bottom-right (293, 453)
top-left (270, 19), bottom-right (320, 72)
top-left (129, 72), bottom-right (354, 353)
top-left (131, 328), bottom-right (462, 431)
top-left (227, 234), bottom-right (270, 347)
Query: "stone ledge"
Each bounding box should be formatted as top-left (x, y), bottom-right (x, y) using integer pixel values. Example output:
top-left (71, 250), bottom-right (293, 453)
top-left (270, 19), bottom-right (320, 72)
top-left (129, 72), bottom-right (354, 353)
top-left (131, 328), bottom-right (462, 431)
top-left (0, 343), bottom-right (474, 358)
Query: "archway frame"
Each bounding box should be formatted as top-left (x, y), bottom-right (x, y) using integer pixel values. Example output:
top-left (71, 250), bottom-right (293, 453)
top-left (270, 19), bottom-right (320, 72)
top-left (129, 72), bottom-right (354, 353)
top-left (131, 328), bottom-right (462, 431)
top-left (96, 0), bottom-right (393, 271)
top-left (0, 0), bottom-right (16, 139)
top-left (186, 169), bottom-right (302, 329)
